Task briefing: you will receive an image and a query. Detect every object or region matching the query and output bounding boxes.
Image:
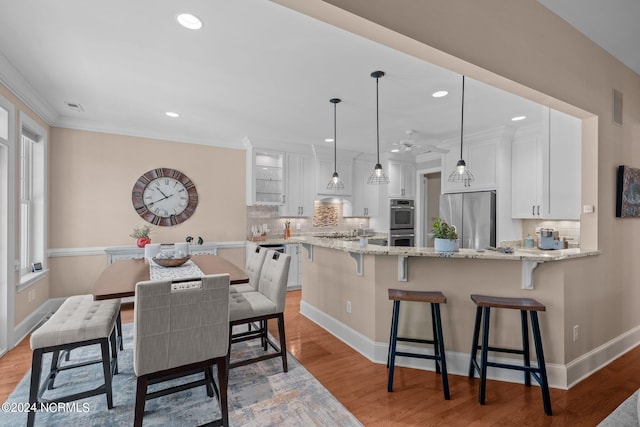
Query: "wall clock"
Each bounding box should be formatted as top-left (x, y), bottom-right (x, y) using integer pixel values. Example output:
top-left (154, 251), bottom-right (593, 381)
top-left (131, 168), bottom-right (198, 226)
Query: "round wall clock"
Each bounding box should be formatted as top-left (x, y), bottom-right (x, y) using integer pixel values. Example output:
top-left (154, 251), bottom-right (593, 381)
top-left (131, 168), bottom-right (198, 226)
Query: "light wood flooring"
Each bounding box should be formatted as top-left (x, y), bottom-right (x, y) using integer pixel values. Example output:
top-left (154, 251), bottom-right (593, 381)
top-left (2, 289), bottom-right (639, 425)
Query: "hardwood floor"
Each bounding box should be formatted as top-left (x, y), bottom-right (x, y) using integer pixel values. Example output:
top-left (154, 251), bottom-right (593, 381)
top-left (2, 290), bottom-right (639, 425)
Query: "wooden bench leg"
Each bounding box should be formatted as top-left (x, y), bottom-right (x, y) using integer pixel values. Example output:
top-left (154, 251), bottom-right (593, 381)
top-left (100, 338), bottom-right (114, 409)
top-left (27, 349), bottom-right (43, 427)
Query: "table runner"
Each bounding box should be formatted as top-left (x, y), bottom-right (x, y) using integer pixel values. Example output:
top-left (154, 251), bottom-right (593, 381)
top-left (149, 259), bottom-right (205, 290)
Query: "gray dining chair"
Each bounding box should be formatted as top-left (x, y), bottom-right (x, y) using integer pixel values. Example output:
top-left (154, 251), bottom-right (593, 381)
top-left (229, 249), bottom-right (290, 372)
top-left (230, 244), bottom-right (267, 294)
top-left (133, 274), bottom-right (230, 427)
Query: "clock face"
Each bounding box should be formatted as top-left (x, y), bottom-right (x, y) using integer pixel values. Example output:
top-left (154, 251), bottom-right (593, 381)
top-left (132, 168), bottom-right (198, 226)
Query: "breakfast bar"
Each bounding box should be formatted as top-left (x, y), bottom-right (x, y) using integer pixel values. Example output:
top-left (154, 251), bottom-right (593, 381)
top-left (291, 236), bottom-right (600, 390)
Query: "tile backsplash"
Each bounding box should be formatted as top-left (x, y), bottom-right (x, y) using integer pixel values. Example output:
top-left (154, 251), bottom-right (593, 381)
top-left (247, 202), bottom-right (369, 238)
top-left (521, 219), bottom-right (580, 247)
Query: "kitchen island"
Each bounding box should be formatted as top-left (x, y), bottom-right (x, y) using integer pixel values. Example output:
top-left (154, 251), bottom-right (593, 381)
top-left (290, 235), bottom-right (599, 389)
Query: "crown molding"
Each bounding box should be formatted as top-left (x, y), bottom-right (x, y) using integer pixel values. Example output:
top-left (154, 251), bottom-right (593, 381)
top-left (52, 116), bottom-right (246, 150)
top-left (0, 51), bottom-right (58, 124)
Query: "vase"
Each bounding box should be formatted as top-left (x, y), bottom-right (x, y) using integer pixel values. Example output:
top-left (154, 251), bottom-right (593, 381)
top-left (434, 238), bottom-right (459, 252)
top-left (137, 237), bottom-right (151, 248)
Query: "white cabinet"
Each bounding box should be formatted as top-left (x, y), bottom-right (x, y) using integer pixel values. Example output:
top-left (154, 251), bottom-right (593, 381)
top-left (546, 109), bottom-right (581, 219)
top-left (350, 159), bottom-right (379, 216)
top-left (285, 243), bottom-right (301, 289)
top-left (511, 109), bottom-right (581, 220)
top-left (283, 153), bottom-right (315, 216)
top-left (316, 158), bottom-right (352, 196)
top-left (388, 161), bottom-right (415, 198)
top-left (247, 149), bottom-right (285, 205)
top-left (441, 138), bottom-right (498, 193)
top-left (511, 132), bottom-right (543, 218)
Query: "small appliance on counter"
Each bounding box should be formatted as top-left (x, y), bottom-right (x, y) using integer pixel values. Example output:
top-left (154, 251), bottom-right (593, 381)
top-left (538, 228), bottom-right (564, 250)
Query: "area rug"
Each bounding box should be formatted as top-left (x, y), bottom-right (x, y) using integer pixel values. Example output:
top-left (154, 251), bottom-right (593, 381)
top-left (598, 389), bottom-right (640, 426)
top-left (1, 324), bottom-right (363, 426)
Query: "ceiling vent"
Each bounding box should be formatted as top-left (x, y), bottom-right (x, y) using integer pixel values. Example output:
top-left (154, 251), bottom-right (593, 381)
top-left (64, 101), bottom-right (84, 112)
top-left (613, 89), bottom-right (623, 126)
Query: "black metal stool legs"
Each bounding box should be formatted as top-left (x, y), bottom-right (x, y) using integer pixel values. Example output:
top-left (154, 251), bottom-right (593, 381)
top-left (531, 311), bottom-right (552, 415)
top-left (387, 300), bottom-right (400, 391)
top-left (387, 296), bottom-right (450, 400)
top-left (468, 295), bottom-right (552, 416)
top-left (432, 302), bottom-right (450, 399)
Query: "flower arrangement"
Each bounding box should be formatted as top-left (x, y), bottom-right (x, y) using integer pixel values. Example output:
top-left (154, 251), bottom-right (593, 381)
top-left (130, 225), bottom-right (153, 247)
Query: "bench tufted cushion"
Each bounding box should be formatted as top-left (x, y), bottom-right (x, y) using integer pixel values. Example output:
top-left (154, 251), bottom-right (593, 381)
top-left (30, 295), bottom-right (121, 350)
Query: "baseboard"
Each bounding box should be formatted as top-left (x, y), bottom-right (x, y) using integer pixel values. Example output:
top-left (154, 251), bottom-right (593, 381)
top-left (565, 324), bottom-right (640, 388)
top-left (12, 297), bottom-right (65, 347)
top-left (300, 300), bottom-right (568, 388)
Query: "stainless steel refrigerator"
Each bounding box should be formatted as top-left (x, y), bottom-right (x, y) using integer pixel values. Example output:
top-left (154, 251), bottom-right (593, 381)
top-left (439, 191), bottom-right (496, 249)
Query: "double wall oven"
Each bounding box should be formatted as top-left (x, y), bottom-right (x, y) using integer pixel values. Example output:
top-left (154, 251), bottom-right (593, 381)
top-left (389, 199), bottom-right (415, 247)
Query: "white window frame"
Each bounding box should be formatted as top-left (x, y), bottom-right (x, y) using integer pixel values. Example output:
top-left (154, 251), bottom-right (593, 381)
top-left (18, 112), bottom-right (47, 289)
top-left (0, 94), bottom-right (16, 356)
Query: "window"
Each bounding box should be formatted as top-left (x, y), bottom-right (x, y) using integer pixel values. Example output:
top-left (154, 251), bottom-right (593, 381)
top-left (18, 113), bottom-right (46, 281)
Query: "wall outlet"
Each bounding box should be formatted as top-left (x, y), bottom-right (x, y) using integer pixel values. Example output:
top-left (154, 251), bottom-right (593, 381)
top-left (583, 205), bottom-right (595, 214)
top-left (28, 289), bottom-right (35, 302)
top-left (346, 300), bottom-right (352, 314)
top-left (296, 223), bottom-right (301, 231)
top-left (573, 325), bottom-right (579, 342)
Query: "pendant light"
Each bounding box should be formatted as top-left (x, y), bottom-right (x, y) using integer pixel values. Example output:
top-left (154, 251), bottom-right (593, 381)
top-left (326, 98), bottom-right (344, 190)
top-left (448, 75), bottom-right (475, 185)
top-left (367, 70), bottom-right (390, 185)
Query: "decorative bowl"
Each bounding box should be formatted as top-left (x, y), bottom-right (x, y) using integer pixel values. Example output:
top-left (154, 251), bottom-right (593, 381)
top-left (152, 256), bottom-right (191, 267)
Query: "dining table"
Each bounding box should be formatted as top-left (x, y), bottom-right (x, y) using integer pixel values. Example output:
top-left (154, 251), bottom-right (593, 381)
top-left (93, 254), bottom-right (249, 300)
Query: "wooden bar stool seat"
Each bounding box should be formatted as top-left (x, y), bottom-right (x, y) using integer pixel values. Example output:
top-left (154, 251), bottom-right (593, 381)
top-left (387, 289), bottom-right (450, 400)
top-left (468, 294), bottom-right (552, 415)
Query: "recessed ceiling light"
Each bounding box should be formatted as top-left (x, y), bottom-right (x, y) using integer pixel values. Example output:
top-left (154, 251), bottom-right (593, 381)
top-left (325, 138), bottom-right (334, 143)
top-left (432, 90), bottom-right (448, 98)
top-left (511, 115), bottom-right (526, 121)
top-left (391, 149), bottom-right (400, 153)
top-left (165, 112), bottom-right (179, 118)
top-left (177, 13), bottom-right (203, 30)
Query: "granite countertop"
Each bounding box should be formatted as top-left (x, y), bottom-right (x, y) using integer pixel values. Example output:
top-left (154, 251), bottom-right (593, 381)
top-left (275, 235), bottom-right (601, 262)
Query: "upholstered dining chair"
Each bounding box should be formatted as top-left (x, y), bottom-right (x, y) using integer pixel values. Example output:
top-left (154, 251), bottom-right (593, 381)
top-left (228, 250), bottom-right (290, 372)
top-left (230, 243), bottom-right (267, 294)
top-left (133, 274), bottom-right (230, 427)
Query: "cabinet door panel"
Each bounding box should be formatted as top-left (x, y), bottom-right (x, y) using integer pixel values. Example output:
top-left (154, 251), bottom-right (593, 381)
top-left (511, 135), bottom-right (542, 218)
top-left (545, 109), bottom-right (581, 219)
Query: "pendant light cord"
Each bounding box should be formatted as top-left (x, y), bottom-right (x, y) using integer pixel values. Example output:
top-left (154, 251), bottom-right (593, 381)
top-left (376, 76), bottom-right (381, 165)
top-left (460, 75), bottom-right (465, 159)
top-left (334, 100), bottom-right (337, 173)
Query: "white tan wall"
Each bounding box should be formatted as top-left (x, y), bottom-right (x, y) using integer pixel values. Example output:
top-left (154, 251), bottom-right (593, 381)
top-left (282, 0), bottom-right (640, 379)
top-left (48, 128), bottom-right (246, 297)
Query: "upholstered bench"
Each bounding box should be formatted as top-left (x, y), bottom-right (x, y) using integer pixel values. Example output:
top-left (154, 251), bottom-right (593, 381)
top-left (27, 295), bottom-right (121, 427)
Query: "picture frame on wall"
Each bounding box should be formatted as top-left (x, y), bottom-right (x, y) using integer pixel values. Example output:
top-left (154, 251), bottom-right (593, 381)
top-left (616, 165), bottom-right (640, 217)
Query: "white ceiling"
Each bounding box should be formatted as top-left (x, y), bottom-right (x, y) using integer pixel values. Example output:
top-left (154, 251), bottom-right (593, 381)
top-left (0, 0), bottom-right (632, 157)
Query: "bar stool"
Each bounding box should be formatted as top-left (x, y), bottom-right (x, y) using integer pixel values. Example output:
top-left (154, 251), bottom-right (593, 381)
top-left (387, 289), bottom-right (450, 400)
top-left (468, 294), bottom-right (552, 415)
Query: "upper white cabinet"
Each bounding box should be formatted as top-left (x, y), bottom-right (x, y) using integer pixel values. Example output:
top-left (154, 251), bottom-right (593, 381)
top-left (316, 158), bottom-right (352, 196)
top-left (511, 131), bottom-right (543, 217)
top-left (511, 108), bottom-right (581, 219)
top-left (441, 135), bottom-right (498, 193)
top-left (350, 159), bottom-right (379, 216)
top-left (388, 161), bottom-right (415, 198)
top-left (545, 109), bottom-right (581, 219)
top-left (282, 153), bottom-right (315, 216)
top-left (247, 148), bottom-right (285, 205)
